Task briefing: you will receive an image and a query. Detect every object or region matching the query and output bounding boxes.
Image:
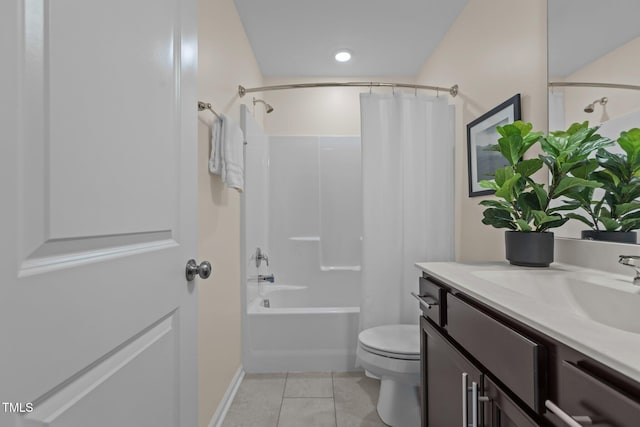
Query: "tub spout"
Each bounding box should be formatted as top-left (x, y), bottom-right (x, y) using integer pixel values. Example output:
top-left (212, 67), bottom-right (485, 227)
top-left (249, 274), bottom-right (275, 283)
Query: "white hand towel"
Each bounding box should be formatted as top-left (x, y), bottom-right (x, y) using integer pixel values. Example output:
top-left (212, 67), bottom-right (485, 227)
top-left (208, 117), bottom-right (223, 175)
top-left (220, 114), bottom-right (245, 192)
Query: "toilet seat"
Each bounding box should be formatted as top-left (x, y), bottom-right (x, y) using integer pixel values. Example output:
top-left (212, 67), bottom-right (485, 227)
top-left (359, 342), bottom-right (420, 360)
top-left (358, 324), bottom-right (420, 360)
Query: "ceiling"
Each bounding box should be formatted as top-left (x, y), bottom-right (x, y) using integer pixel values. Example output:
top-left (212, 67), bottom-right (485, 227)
top-left (548, 0), bottom-right (640, 77)
top-left (233, 0), bottom-right (469, 77)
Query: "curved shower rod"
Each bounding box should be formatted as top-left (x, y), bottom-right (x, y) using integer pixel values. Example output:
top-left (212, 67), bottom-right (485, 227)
top-left (548, 81), bottom-right (640, 91)
top-left (238, 81), bottom-right (459, 98)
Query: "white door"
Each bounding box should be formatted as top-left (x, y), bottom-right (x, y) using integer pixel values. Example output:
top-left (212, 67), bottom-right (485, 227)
top-left (0, 0), bottom-right (199, 426)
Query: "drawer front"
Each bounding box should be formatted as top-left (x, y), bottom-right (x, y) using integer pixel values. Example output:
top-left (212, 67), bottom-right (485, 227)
top-left (447, 294), bottom-right (544, 412)
top-left (418, 277), bottom-right (446, 326)
top-left (550, 361), bottom-right (640, 427)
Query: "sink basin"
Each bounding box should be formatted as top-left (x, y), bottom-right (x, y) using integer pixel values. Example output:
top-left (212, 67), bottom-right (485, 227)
top-left (472, 269), bottom-right (640, 334)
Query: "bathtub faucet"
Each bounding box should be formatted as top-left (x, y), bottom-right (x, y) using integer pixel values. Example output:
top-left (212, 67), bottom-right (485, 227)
top-left (254, 247), bottom-right (269, 268)
top-left (249, 274), bottom-right (275, 283)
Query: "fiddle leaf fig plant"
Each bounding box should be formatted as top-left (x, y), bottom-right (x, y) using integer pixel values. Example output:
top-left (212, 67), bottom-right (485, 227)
top-left (565, 128), bottom-right (640, 232)
top-left (479, 121), bottom-right (612, 232)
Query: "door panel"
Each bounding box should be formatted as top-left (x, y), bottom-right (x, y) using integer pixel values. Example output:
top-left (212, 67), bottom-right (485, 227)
top-left (485, 377), bottom-right (538, 427)
top-left (1, 0), bottom-right (198, 425)
top-left (422, 317), bottom-right (483, 427)
top-left (23, 315), bottom-right (177, 427)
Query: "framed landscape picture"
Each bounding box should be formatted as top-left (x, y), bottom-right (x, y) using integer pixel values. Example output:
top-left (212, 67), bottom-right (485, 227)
top-left (466, 94), bottom-right (521, 197)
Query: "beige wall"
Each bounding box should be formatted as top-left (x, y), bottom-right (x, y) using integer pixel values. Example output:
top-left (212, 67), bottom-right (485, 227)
top-left (197, 0), bottom-right (263, 426)
top-left (263, 77), bottom-right (415, 136)
top-left (558, 36), bottom-right (640, 128)
top-left (416, 0), bottom-right (548, 262)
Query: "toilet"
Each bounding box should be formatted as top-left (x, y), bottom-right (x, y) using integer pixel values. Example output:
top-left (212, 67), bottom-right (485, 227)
top-left (356, 324), bottom-right (421, 427)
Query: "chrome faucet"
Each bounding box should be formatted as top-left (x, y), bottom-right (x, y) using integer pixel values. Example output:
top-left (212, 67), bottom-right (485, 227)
top-left (249, 274), bottom-right (275, 283)
top-left (254, 247), bottom-right (269, 268)
top-left (618, 255), bottom-right (640, 285)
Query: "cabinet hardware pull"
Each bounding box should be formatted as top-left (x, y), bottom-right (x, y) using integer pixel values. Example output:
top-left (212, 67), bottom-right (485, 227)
top-left (462, 373), bottom-right (468, 427)
top-left (545, 400), bottom-right (593, 426)
top-left (471, 381), bottom-right (491, 427)
top-left (411, 291), bottom-right (438, 309)
top-left (472, 381), bottom-right (479, 427)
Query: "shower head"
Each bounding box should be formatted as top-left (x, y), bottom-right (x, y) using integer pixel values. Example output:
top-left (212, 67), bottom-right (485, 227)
top-left (253, 97), bottom-right (274, 114)
top-left (584, 97), bottom-right (608, 113)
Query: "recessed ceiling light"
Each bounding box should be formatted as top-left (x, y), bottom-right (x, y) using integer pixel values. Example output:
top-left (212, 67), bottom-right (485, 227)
top-left (335, 50), bottom-right (352, 62)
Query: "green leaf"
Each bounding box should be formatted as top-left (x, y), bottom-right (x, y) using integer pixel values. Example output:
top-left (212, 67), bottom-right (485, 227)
top-left (618, 128), bottom-right (640, 165)
top-left (515, 159), bottom-right (543, 178)
top-left (553, 176), bottom-right (602, 198)
top-left (621, 210), bottom-right (640, 221)
top-left (479, 180), bottom-right (499, 191)
top-left (621, 218), bottom-right (640, 232)
top-left (597, 149), bottom-right (628, 181)
top-left (548, 201), bottom-right (582, 213)
top-left (538, 216), bottom-right (570, 232)
top-left (482, 208), bottom-right (517, 230)
top-left (566, 213), bottom-right (595, 228)
top-left (569, 159), bottom-right (599, 179)
top-left (600, 217), bottom-right (620, 231)
top-left (531, 210), bottom-right (562, 226)
top-left (529, 182), bottom-right (548, 210)
top-left (615, 202), bottom-right (640, 217)
top-left (515, 219), bottom-right (532, 232)
top-left (495, 173), bottom-right (522, 202)
top-left (541, 134), bottom-right (562, 157)
top-left (497, 134), bottom-right (522, 166)
top-left (479, 200), bottom-right (515, 212)
top-left (494, 166), bottom-right (514, 187)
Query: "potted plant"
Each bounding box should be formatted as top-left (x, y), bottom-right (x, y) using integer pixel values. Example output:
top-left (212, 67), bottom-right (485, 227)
top-left (479, 121), bottom-right (611, 266)
top-left (565, 128), bottom-right (640, 243)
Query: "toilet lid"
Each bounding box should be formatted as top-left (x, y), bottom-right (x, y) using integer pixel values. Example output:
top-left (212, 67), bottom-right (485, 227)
top-left (358, 324), bottom-right (420, 358)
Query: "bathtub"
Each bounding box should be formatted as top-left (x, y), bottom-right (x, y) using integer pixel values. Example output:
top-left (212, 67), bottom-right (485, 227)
top-left (243, 285), bottom-right (360, 373)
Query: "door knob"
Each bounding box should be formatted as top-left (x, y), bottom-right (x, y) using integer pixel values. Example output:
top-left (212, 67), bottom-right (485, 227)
top-left (185, 259), bottom-right (212, 281)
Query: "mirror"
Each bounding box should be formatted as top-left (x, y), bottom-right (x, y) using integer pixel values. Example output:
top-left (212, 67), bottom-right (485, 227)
top-left (548, 0), bottom-right (640, 244)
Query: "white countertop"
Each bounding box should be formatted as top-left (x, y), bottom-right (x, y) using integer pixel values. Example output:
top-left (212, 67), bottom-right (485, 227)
top-left (416, 261), bottom-right (640, 384)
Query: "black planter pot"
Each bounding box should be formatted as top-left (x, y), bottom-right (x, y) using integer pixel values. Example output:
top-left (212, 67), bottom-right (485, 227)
top-left (505, 231), bottom-right (554, 267)
top-left (581, 230), bottom-right (638, 244)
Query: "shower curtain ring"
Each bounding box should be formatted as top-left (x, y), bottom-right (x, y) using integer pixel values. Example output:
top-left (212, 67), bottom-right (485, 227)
top-left (437, 88), bottom-right (440, 98)
top-left (414, 87), bottom-right (417, 97)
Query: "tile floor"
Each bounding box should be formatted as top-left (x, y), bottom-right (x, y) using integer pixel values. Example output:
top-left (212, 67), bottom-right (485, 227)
top-left (221, 371), bottom-right (388, 427)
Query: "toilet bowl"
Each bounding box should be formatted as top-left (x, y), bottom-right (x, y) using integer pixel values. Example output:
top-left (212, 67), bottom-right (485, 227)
top-left (356, 324), bottom-right (421, 427)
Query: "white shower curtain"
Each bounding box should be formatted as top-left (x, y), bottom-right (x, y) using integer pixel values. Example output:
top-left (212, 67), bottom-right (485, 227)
top-left (359, 93), bottom-right (455, 331)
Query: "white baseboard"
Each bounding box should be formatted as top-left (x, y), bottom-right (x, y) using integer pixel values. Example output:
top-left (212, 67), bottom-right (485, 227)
top-left (207, 366), bottom-right (245, 427)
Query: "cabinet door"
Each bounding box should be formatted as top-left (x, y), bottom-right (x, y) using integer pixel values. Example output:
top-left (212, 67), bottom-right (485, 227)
top-left (485, 377), bottom-right (539, 427)
top-left (421, 317), bottom-right (484, 427)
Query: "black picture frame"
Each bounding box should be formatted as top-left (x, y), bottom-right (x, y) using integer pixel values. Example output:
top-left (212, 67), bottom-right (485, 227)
top-left (466, 94), bottom-right (522, 197)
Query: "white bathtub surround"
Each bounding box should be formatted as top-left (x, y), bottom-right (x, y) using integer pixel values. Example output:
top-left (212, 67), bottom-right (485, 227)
top-left (242, 114), bottom-right (363, 372)
top-left (244, 286), bottom-right (360, 372)
top-left (359, 93), bottom-right (455, 330)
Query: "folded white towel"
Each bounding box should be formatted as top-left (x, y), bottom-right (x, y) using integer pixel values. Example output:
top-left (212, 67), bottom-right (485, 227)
top-left (220, 114), bottom-right (245, 192)
top-left (208, 117), bottom-right (223, 175)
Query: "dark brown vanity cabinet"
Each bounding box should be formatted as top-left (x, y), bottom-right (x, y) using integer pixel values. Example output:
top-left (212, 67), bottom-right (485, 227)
top-left (421, 316), bottom-right (538, 427)
top-left (419, 273), bottom-right (640, 427)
